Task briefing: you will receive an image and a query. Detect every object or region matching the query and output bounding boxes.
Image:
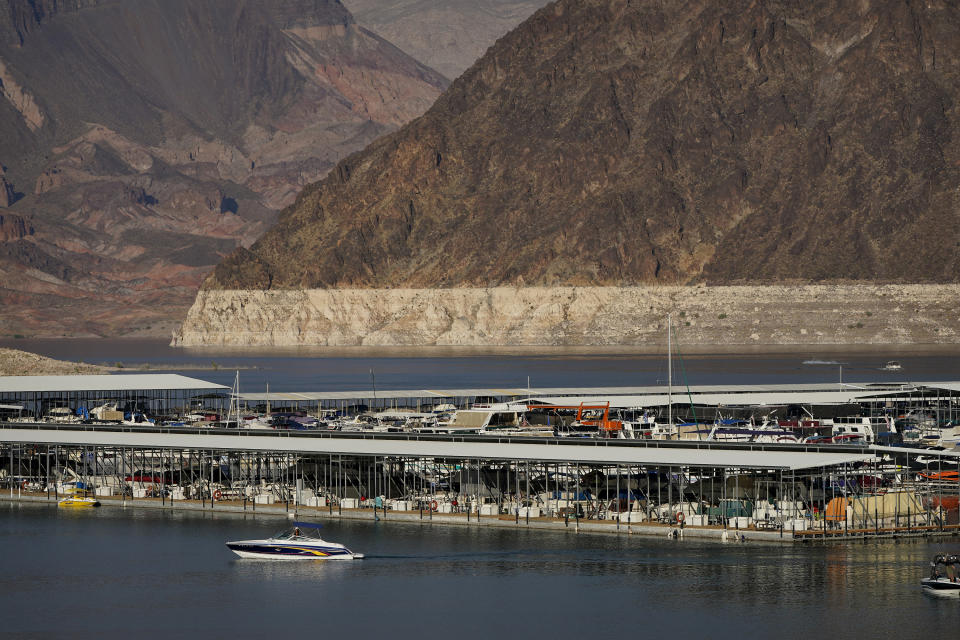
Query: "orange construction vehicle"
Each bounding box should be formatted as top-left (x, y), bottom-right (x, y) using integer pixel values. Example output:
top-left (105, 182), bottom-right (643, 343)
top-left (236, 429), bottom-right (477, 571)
top-left (526, 401), bottom-right (623, 433)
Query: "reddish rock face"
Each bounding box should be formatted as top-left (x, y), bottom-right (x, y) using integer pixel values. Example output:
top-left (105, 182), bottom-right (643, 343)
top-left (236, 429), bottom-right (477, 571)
top-left (208, 0), bottom-right (960, 293)
top-left (0, 212), bottom-right (31, 240)
top-left (0, 0), bottom-right (447, 337)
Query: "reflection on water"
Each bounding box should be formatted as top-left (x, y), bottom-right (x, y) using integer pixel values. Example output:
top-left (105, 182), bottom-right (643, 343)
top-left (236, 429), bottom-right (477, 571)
top-left (0, 502), bottom-right (957, 637)
top-left (231, 556), bottom-right (354, 582)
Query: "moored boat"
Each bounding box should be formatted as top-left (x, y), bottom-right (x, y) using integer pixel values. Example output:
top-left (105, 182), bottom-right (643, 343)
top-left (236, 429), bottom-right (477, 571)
top-left (704, 419), bottom-right (800, 443)
top-left (226, 522), bottom-right (363, 560)
top-left (58, 496), bottom-right (100, 508)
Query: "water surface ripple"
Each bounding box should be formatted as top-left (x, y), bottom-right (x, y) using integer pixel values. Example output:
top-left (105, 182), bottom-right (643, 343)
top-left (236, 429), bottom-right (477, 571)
top-left (0, 503), bottom-right (957, 638)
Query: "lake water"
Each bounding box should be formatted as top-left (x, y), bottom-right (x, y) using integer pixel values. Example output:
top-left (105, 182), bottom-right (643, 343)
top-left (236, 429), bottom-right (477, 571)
top-left (3, 338), bottom-right (959, 391)
top-left (0, 501), bottom-right (957, 638)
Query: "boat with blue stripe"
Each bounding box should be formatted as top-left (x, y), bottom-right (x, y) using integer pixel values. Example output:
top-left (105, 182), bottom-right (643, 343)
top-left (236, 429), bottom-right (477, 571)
top-left (226, 522), bottom-right (363, 560)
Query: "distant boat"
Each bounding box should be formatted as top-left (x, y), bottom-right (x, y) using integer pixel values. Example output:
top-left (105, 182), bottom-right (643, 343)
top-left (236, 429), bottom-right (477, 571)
top-left (882, 361), bottom-right (903, 371)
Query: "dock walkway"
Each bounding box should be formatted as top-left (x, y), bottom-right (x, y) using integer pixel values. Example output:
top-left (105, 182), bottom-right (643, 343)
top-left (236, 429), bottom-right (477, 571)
top-left (7, 490), bottom-right (960, 545)
top-left (3, 491), bottom-right (792, 543)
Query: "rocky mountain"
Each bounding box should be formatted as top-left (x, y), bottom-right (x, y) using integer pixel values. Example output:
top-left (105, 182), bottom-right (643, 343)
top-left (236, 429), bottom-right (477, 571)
top-left (0, 0), bottom-right (446, 337)
top-left (205, 0), bottom-right (960, 296)
top-left (342, 0), bottom-right (548, 80)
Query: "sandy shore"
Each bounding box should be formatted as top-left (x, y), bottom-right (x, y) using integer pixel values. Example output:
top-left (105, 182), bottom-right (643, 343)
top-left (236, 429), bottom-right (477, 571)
top-left (0, 347), bottom-right (108, 376)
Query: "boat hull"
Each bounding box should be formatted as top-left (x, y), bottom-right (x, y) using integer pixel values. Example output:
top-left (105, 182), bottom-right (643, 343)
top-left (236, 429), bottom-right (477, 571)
top-left (226, 540), bottom-right (361, 560)
top-left (922, 578), bottom-right (960, 597)
top-left (58, 497), bottom-right (100, 508)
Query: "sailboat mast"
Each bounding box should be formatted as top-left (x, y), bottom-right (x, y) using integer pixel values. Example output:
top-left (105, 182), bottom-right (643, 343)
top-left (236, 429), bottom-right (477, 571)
top-left (231, 370), bottom-right (240, 425)
top-left (668, 314), bottom-right (672, 428)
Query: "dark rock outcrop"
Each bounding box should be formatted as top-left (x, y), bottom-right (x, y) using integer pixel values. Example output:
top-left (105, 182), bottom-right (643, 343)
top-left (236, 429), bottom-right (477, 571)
top-left (0, 212), bottom-right (31, 240)
top-left (0, 175), bottom-right (14, 207)
top-left (207, 0), bottom-right (960, 293)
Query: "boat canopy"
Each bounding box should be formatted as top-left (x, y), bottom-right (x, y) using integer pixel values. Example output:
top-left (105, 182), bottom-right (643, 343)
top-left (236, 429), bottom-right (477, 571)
top-left (824, 497), bottom-right (848, 522)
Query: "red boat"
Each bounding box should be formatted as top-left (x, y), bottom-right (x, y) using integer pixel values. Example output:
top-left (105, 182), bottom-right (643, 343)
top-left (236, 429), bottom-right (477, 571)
top-left (925, 496), bottom-right (960, 511)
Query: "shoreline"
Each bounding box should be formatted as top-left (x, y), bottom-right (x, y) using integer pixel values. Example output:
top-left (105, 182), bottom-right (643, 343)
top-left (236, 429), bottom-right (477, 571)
top-left (8, 492), bottom-right (958, 545)
top-left (7, 336), bottom-right (960, 358)
top-left (0, 492), bottom-right (791, 544)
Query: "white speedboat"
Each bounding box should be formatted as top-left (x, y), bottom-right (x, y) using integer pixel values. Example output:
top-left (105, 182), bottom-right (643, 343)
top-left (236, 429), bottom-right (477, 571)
top-left (226, 523), bottom-right (363, 560)
top-left (923, 554), bottom-right (960, 597)
top-left (923, 577), bottom-right (960, 597)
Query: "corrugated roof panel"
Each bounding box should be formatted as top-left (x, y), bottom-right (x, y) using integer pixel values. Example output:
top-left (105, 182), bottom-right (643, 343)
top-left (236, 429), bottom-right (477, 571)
top-left (914, 381), bottom-right (960, 393)
top-left (0, 425), bottom-right (874, 470)
top-left (236, 384), bottom-right (915, 406)
top-left (530, 390), bottom-right (890, 408)
top-left (0, 374), bottom-right (228, 393)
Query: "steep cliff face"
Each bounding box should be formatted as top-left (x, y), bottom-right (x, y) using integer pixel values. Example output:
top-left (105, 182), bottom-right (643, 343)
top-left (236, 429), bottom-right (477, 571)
top-left (206, 0), bottom-right (960, 294)
top-left (342, 0), bottom-right (548, 79)
top-left (173, 284), bottom-right (960, 347)
top-left (0, 0), bottom-right (447, 337)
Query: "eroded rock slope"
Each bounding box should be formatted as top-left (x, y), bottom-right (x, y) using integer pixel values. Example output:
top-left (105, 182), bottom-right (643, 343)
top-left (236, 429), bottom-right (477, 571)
top-left (208, 0), bottom-right (960, 292)
top-left (0, 0), bottom-right (446, 337)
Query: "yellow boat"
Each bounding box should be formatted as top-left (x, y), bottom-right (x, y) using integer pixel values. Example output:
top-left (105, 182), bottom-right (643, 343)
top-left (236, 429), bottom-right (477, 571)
top-left (58, 496), bottom-right (100, 508)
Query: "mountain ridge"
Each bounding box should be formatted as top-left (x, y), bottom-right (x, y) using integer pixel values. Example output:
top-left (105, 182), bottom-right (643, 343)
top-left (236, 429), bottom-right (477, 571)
top-left (205, 0), bottom-right (960, 294)
top-left (342, 0), bottom-right (548, 79)
top-left (0, 0), bottom-right (448, 337)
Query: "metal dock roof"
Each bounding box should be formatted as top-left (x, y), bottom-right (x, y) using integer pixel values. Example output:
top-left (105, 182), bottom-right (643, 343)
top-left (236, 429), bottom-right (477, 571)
top-left (236, 381), bottom-right (945, 406)
top-left (0, 424), bottom-right (876, 470)
top-left (0, 374), bottom-right (228, 393)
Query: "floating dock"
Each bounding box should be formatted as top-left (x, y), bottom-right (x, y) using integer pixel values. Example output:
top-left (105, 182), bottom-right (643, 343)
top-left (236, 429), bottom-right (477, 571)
top-left (1, 422), bottom-right (957, 544)
top-left (1, 376), bottom-right (958, 544)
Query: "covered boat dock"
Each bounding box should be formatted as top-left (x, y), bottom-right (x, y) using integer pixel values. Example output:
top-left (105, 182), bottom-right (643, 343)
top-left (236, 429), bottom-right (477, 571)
top-left (236, 381), bottom-right (960, 424)
top-left (0, 374), bottom-right (229, 420)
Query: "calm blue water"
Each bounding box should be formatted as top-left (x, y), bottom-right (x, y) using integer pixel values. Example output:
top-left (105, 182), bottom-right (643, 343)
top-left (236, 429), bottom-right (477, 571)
top-left (2, 338), bottom-right (958, 391)
top-left (0, 502), bottom-right (957, 638)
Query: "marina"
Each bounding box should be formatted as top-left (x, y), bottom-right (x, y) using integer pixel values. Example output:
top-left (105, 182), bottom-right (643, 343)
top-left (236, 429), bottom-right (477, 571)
top-left (1, 370), bottom-right (958, 544)
top-left (9, 0), bottom-right (960, 634)
top-left (1, 353), bottom-right (959, 638)
top-left (2, 342), bottom-right (960, 548)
